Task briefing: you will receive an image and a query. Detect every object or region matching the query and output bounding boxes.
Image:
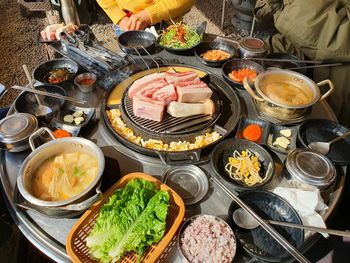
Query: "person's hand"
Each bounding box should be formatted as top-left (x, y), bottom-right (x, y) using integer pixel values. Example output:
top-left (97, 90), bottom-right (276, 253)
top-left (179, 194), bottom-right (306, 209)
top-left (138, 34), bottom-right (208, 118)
top-left (127, 10), bottom-right (151, 30)
top-left (118, 16), bottom-right (130, 31)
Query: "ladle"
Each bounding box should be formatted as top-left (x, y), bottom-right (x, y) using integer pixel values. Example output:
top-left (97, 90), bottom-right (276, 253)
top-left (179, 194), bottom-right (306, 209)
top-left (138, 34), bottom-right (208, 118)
top-left (22, 65), bottom-right (53, 117)
top-left (308, 130), bottom-right (350, 155)
top-left (232, 208), bottom-right (350, 238)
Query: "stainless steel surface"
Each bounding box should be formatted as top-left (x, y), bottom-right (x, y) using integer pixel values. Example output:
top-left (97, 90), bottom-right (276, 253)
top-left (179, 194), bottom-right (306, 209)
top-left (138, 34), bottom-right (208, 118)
top-left (285, 149), bottom-right (336, 190)
top-left (238, 37), bottom-right (267, 58)
top-left (23, 64), bottom-right (53, 117)
top-left (11, 85), bottom-right (87, 105)
top-left (0, 43), bottom-right (345, 263)
top-left (0, 113), bottom-right (38, 152)
top-left (74, 72), bottom-right (97, 93)
top-left (212, 176), bottom-right (311, 263)
top-left (162, 165), bottom-right (208, 205)
top-left (308, 130), bottom-right (350, 155)
top-left (233, 208), bottom-right (350, 238)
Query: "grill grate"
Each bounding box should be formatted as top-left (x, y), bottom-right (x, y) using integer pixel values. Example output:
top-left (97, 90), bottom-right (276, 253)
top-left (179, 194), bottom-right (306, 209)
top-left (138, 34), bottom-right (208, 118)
top-left (123, 82), bottom-right (222, 135)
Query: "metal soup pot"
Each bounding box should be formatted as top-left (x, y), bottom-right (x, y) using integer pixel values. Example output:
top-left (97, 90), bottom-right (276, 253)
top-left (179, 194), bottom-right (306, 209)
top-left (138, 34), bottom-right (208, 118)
top-left (17, 128), bottom-right (105, 211)
top-left (243, 70), bottom-right (334, 120)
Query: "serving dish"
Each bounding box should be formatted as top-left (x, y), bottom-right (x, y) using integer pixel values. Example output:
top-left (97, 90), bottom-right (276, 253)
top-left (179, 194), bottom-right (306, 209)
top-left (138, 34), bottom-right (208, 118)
top-left (16, 127), bottom-right (105, 215)
top-left (238, 37), bottom-right (267, 58)
top-left (222, 58), bottom-right (264, 89)
top-left (228, 190), bottom-right (304, 262)
top-left (243, 69), bottom-right (334, 121)
top-left (211, 138), bottom-right (275, 191)
top-left (118, 30), bottom-right (156, 55)
top-left (194, 40), bottom-right (237, 67)
top-left (298, 119), bottom-right (350, 165)
top-left (33, 58), bottom-right (79, 85)
top-left (66, 172), bottom-right (185, 263)
top-left (74, 72), bottom-right (97, 93)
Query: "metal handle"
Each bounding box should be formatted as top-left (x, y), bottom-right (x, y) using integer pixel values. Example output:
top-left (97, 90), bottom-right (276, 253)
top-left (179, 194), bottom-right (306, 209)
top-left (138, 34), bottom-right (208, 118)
top-left (22, 65), bottom-right (43, 106)
top-left (211, 176), bottom-right (310, 263)
top-left (28, 127), bottom-right (56, 151)
top-left (317, 79), bottom-right (334, 101)
top-left (242, 77), bottom-right (265, 102)
top-left (267, 220), bottom-right (350, 238)
top-left (158, 150), bottom-right (201, 165)
top-left (329, 130), bottom-right (350, 145)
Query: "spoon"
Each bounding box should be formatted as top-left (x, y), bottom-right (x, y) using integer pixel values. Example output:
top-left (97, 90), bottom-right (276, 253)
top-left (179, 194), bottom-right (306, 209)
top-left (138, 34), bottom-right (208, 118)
top-left (308, 130), bottom-right (350, 155)
top-left (22, 65), bottom-right (53, 117)
top-left (233, 208), bottom-right (350, 238)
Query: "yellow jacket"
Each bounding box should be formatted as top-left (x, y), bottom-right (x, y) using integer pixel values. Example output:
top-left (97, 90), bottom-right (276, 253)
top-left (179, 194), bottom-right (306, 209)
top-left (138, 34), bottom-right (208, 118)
top-left (97, 0), bottom-right (195, 25)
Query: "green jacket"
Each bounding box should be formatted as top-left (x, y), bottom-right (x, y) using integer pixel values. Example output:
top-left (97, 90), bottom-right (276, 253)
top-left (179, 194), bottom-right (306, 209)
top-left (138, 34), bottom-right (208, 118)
top-left (254, 0), bottom-right (350, 126)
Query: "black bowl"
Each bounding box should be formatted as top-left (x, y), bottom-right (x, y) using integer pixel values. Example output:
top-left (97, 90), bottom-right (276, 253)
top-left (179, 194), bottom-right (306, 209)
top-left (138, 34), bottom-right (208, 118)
top-left (228, 190), bottom-right (304, 262)
top-left (14, 84), bottom-right (66, 122)
top-left (264, 53), bottom-right (307, 75)
top-left (33, 58), bottom-right (79, 85)
top-left (118, 30), bottom-right (156, 55)
top-left (298, 118), bottom-right (350, 165)
top-left (222, 59), bottom-right (265, 89)
top-left (211, 138), bottom-right (275, 191)
top-left (194, 40), bottom-right (237, 67)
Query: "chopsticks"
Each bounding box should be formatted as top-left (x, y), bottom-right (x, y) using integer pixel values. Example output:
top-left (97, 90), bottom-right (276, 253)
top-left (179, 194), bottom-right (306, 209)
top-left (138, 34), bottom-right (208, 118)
top-left (246, 57), bottom-right (322, 64)
top-left (11, 85), bottom-right (87, 105)
top-left (211, 176), bottom-right (310, 263)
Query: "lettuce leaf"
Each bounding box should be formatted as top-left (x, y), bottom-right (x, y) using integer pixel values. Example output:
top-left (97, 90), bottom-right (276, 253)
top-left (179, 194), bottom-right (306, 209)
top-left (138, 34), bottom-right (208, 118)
top-left (86, 178), bottom-right (170, 262)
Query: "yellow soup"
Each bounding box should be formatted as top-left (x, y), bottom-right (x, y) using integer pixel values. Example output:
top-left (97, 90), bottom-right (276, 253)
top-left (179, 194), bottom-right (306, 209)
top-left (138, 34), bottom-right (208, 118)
top-left (31, 152), bottom-right (98, 201)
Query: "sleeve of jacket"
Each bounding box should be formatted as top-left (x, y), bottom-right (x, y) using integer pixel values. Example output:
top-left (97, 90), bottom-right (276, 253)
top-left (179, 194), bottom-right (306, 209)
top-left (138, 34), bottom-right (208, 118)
top-left (145, 0), bottom-right (196, 25)
top-left (272, 0), bottom-right (350, 61)
top-left (96, 0), bottom-right (126, 24)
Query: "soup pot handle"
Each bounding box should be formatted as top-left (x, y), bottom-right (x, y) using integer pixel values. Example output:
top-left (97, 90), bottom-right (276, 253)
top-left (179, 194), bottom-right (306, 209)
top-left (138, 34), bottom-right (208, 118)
top-left (29, 127), bottom-right (56, 151)
top-left (242, 77), bottom-right (265, 102)
top-left (317, 79), bottom-right (334, 101)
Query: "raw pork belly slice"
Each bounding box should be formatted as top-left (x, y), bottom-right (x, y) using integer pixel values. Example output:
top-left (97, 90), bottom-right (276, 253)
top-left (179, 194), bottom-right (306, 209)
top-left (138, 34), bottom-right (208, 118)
top-left (132, 96), bottom-right (164, 122)
top-left (152, 84), bottom-right (177, 106)
top-left (128, 73), bottom-right (166, 98)
top-left (165, 71), bottom-right (199, 84)
top-left (176, 81), bottom-right (213, 103)
top-left (134, 79), bottom-right (168, 98)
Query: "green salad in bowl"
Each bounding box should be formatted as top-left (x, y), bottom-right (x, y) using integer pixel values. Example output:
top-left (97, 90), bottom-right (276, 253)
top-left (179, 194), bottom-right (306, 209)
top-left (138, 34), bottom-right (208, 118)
top-left (159, 22), bottom-right (202, 50)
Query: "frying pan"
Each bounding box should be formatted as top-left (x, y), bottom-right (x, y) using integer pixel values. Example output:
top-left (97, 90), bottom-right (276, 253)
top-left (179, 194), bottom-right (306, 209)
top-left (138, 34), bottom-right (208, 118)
top-left (33, 58), bottom-right (79, 85)
top-left (118, 30), bottom-right (156, 55)
top-left (102, 64), bottom-right (241, 165)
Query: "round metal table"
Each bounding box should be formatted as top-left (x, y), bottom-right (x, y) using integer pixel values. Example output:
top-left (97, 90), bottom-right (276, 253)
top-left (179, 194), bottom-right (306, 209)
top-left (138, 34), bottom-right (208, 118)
top-left (0, 35), bottom-right (345, 262)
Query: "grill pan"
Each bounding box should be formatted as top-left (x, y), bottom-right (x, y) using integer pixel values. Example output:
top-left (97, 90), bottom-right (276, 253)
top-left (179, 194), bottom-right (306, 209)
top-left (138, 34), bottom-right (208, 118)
top-left (102, 64), bottom-right (241, 164)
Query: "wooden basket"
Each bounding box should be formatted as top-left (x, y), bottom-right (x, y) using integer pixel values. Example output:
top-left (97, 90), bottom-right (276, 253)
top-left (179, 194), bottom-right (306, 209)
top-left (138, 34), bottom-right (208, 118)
top-left (66, 172), bottom-right (185, 263)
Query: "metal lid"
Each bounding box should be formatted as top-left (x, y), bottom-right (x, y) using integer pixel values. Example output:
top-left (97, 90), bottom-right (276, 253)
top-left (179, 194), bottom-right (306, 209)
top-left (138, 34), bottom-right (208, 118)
top-left (0, 113), bottom-right (38, 143)
top-left (163, 165), bottom-right (208, 205)
top-left (285, 149), bottom-right (336, 188)
top-left (239, 37), bottom-right (267, 52)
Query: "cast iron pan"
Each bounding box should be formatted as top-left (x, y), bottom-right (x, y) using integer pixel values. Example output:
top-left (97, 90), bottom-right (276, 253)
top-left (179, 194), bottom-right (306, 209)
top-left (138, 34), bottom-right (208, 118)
top-left (211, 138), bottom-right (275, 191)
top-left (33, 58), bottom-right (79, 85)
top-left (118, 30), bottom-right (156, 55)
top-left (222, 59), bottom-right (265, 89)
top-left (194, 40), bottom-right (238, 67)
top-left (264, 53), bottom-right (307, 75)
top-left (228, 190), bottom-right (304, 262)
top-left (298, 118), bottom-right (350, 165)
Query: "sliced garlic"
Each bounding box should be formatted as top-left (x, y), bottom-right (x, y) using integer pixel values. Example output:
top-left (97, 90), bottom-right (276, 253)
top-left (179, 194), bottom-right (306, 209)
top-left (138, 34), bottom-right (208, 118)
top-left (280, 129), bottom-right (292, 138)
top-left (63, 114), bottom-right (74, 123)
top-left (273, 136), bottom-right (291, 149)
top-left (73, 110), bottom-right (84, 118)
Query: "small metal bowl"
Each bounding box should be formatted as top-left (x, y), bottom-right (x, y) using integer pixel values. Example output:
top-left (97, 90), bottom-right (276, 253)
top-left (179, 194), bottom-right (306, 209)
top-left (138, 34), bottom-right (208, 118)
top-left (194, 40), bottom-right (237, 67)
top-left (222, 59), bottom-right (265, 89)
top-left (74, 72), bottom-right (97, 93)
top-left (211, 138), bottom-right (275, 191)
top-left (162, 165), bottom-right (208, 205)
top-left (178, 214), bottom-right (237, 263)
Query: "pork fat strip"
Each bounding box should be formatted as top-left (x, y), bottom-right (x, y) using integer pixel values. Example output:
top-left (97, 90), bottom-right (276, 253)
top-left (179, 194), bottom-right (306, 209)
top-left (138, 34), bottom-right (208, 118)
top-left (165, 71), bottom-right (199, 84)
top-left (152, 84), bottom-right (177, 106)
top-left (128, 73), bottom-right (166, 98)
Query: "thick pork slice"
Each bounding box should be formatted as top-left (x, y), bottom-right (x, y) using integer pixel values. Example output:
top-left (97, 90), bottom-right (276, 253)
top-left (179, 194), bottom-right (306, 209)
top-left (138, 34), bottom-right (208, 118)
top-left (176, 81), bottom-right (213, 103)
top-left (134, 79), bottom-right (168, 98)
top-left (128, 73), bottom-right (166, 98)
top-left (152, 84), bottom-right (177, 106)
top-left (165, 71), bottom-right (199, 84)
top-left (132, 96), bottom-right (164, 122)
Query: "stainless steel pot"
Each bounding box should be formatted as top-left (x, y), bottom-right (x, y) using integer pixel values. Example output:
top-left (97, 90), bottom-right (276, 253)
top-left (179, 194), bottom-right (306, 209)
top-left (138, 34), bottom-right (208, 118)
top-left (243, 69), bottom-right (334, 121)
top-left (0, 113), bottom-right (38, 152)
top-left (17, 127), bottom-right (104, 214)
